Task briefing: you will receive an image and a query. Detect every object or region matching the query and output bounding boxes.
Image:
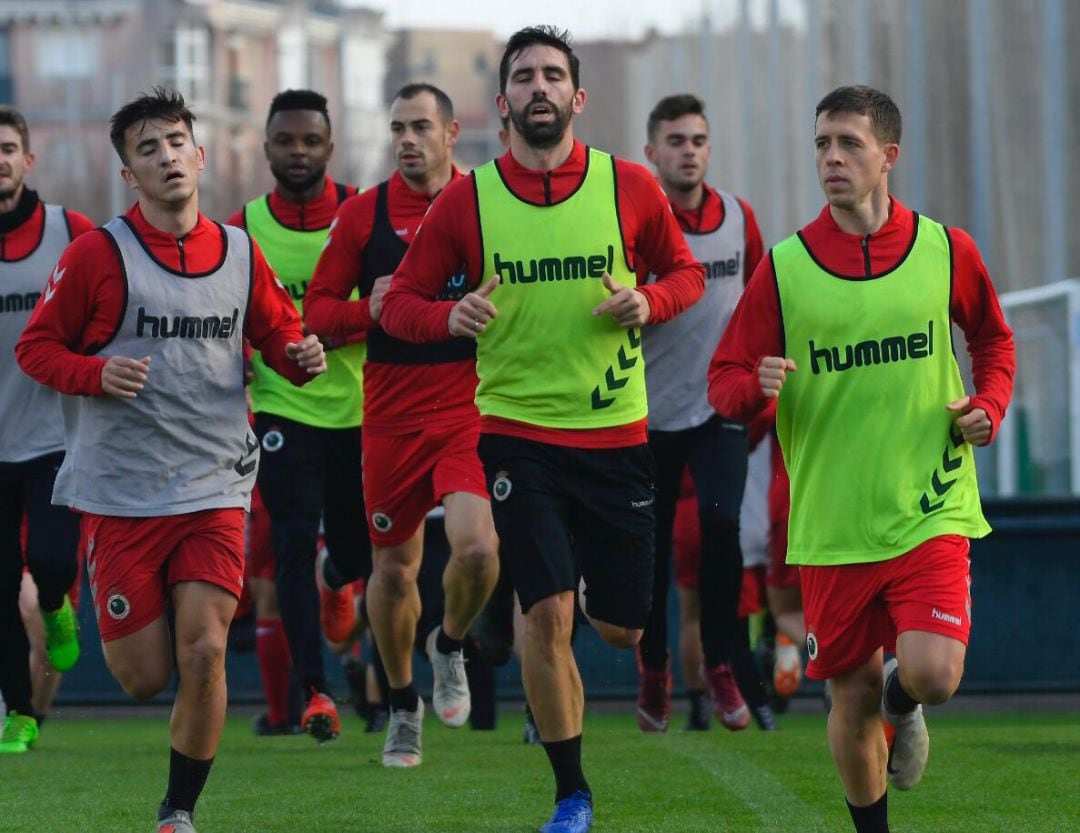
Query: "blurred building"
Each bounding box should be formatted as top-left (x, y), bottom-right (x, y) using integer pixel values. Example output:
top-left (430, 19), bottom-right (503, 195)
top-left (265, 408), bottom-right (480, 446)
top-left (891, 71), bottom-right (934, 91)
top-left (384, 27), bottom-right (502, 169)
top-left (0, 0), bottom-right (391, 222)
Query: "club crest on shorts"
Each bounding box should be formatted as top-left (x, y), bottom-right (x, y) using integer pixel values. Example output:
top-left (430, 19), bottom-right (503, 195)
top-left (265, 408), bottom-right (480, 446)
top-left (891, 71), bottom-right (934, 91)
top-left (806, 632), bottom-right (819, 660)
top-left (372, 512), bottom-right (393, 533)
top-left (492, 472), bottom-right (512, 502)
top-left (107, 593), bottom-right (131, 621)
top-left (262, 429), bottom-right (284, 453)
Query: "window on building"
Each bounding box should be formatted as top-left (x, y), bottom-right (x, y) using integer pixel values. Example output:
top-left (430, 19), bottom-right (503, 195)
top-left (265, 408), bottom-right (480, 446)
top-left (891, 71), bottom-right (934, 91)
top-left (36, 29), bottom-right (100, 80)
top-left (162, 24), bottom-right (210, 105)
top-left (0, 30), bottom-right (12, 102)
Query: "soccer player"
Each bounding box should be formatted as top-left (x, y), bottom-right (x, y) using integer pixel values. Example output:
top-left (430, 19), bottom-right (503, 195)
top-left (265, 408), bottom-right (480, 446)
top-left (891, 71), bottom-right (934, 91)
top-left (380, 28), bottom-right (704, 832)
top-left (708, 85), bottom-right (1015, 833)
top-left (226, 89), bottom-right (366, 742)
top-left (0, 106), bottom-right (92, 754)
top-left (305, 82), bottom-right (498, 767)
top-left (636, 93), bottom-right (773, 733)
top-left (16, 87), bottom-right (325, 833)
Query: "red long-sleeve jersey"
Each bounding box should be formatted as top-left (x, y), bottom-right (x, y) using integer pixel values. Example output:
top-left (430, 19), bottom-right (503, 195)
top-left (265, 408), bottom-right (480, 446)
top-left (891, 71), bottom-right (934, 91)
top-left (0, 189), bottom-right (94, 261)
top-left (381, 140), bottom-right (706, 449)
top-left (707, 198), bottom-right (1015, 443)
top-left (16, 203), bottom-right (309, 395)
top-left (224, 176), bottom-right (357, 231)
top-left (303, 169), bottom-right (478, 433)
top-left (668, 183), bottom-right (765, 286)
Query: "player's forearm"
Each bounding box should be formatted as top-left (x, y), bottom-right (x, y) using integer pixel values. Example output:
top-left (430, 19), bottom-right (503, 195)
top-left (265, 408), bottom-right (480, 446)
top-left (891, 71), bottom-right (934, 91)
top-left (708, 358), bottom-right (770, 423)
top-left (303, 292), bottom-right (374, 341)
top-left (380, 287), bottom-right (457, 343)
top-left (256, 332), bottom-right (317, 387)
top-left (967, 335), bottom-right (1015, 444)
top-left (15, 336), bottom-right (106, 396)
top-left (637, 262), bottom-right (705, 323)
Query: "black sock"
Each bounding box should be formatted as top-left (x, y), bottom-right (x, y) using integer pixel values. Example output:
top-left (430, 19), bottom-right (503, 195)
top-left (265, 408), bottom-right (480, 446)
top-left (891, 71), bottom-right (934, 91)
top-left (688, 688), bottom-right (708, 705)
top-left (303, 679), bottom-right (330, 702)
top-left (435, 627), bottom-right (463, 655)
top-left (160, 748), bottom-right (214, 816)
top-left (389, 683), bottom-right (419, 712)
top-left (541, 734), bottom-right (590, 802)
top-left (33, 712), bottom-right (47, 727)
top-left (884, 667), bottom-right (919, 715)
top-left (847, 792), bottom-right (889, 833)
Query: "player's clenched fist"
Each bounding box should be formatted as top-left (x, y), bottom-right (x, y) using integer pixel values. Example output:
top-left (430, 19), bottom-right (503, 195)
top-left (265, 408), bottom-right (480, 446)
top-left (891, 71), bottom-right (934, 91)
top-left (101, 355), bottom-right (151, 399)
top-left (449, 276), bottom-right (500, 339)
top-left (286, 333), bottom-right (327, 375)
top-left (758, 356), bottom-right (797, 398)
top-left (368, 274), bottom-right (393, 322)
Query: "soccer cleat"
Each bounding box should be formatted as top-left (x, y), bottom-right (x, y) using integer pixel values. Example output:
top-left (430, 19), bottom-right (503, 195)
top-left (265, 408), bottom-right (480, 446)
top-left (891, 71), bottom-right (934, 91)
top-left (523, 705), bottom-right (542, 745)
top-left (705, 663), bottom-right (750, 731)
top-left (635, 666), bottom-right (671, 733)
top-left (882, 657), bottom-right (929, 790)
top-left (41, 594), bottom-right (80, 672)
top-left (751, 703), bottom-right (779, 731)
top-left (0, 713), bottom-right (39, 754)
top-left (157, 809), bottom-right (197, 833)
top-left (365, 705), bottom-right (389, 734)
top-left (426, 627), bottom-right (471, 728)
top-left (773, 633), bottom-right (803, 698)
top-left (383, 698), bottom-right (424, 767)
top-left (301, 691), bottom-right (341, 743)
top-left (252, 712), bottom-right (301, 736)
top-left (684, 692), bottom-right (711, 731)
top-left (317, 548), bottom-right (356, 644)
top-left (540, 790), bottom-right (593, 833)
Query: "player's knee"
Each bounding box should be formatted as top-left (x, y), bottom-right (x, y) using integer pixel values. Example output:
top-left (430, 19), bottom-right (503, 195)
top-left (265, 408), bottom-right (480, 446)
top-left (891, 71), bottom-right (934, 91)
top-left (111, 662), bottom-right (172, 700)
top-left (524, 597), bottom-right (573, 645)
top-left (903, 658), bottom-right (963, 706)
top-left (450, 535), bottom-right (498, 576)
top-left (373, 559), bottom-right (417, 596)
top-left (592, 620), bottom-right (642, 649)
top-left (177, 633), bottom-right (228, 686)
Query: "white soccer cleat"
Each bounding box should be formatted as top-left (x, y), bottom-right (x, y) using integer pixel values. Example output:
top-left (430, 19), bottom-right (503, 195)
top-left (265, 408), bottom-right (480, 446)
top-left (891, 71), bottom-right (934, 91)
top-left (382, 698), bottom-right (424, 768)
top-left (157, 809), bottom-right (197, 833)
top-left (882, 657), bottom-right (930, 790)
top-left (426, 626), bottom-right (471, 728)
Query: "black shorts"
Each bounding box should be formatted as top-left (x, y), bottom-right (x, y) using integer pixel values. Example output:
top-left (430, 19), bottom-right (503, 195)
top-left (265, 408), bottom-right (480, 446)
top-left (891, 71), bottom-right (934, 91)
top-left (478, 433), bottom-right (655, 630)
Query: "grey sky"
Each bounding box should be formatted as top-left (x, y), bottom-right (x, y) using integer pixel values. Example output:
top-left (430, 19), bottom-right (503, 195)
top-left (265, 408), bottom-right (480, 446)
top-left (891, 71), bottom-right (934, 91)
top-left (353, 0), bottom-right (806, 40)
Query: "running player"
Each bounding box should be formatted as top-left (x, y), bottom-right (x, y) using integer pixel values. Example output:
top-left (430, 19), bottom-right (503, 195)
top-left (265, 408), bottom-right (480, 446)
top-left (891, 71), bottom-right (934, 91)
top-left (636, 93), bottom-right (773, 733)
top-left (305, 82), bottom-right (498, 767)
top-left (380, 28), bottom-right (704, 833)
top-left (709, 85), bottom-right (1015, 833)
top-left (0, 106), bottom-right (92, 755)
top-left (16, 87), bottom-right (325, 833)
top-left (226, 89), bottom-right (365, 742)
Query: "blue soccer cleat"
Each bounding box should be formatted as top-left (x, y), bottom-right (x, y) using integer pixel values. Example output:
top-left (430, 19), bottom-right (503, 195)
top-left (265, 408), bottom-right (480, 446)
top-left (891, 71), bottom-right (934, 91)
top-left (540, 790), bottom-right (593, 833)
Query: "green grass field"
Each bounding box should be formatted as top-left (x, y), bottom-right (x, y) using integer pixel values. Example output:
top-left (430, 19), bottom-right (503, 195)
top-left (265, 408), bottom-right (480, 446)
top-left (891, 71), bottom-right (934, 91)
top-left (2, 708), bottom-right (1078, 833)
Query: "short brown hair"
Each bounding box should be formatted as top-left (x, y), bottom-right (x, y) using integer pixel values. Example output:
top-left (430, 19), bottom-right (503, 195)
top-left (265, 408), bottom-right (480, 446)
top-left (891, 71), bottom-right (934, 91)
top-left (499, 26), bottom-right (579, 94)
top-left (0, 107), bottom-right (31, 152)
top-left (815, 85), bottom-right (902, 145)
top-left (109, 85), bottom-right (196, 164)
top-left (647, 94), bottom-right (707, 142)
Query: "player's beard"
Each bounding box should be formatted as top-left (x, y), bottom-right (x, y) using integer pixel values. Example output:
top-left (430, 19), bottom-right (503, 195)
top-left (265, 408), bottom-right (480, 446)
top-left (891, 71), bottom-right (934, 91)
top-left (271, 162), bottom-right (326, 196)
top-left (509, 97), bottom-right (572, 150)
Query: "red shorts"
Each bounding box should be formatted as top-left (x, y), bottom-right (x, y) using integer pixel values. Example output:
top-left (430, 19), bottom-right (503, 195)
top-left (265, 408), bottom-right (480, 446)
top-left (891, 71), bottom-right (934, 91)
top-left (766, 517), bottom-right (800, 589)
top-left (245, 486), bottom-right (276, 582)
top-left (737, 565), bottom-right (766, 618)
top-left (672, 493), bottom-right (699, 589)
top-left (83, 508), bottom-right (246, 642)
top-left (362, 420), bottom-right (487, 547)
top-left (800, 535), bottom-right (972, 680)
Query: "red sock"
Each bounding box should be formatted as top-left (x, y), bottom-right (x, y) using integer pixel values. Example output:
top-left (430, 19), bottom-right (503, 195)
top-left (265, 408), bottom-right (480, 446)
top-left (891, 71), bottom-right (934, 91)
top-left (256, 618), bottom-right (292, 726)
